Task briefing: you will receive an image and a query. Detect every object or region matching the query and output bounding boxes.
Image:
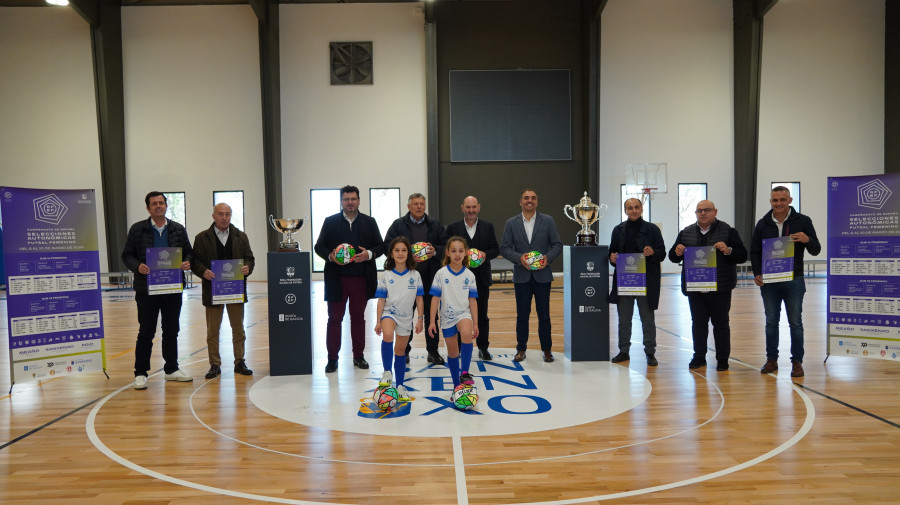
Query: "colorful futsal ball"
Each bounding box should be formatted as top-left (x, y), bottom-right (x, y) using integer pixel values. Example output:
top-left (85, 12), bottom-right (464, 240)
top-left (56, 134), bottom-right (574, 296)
top-left (522, 251), bottom-right (546, 270)
top-left (411, 242), bottom-right (430, 262)
top-left (451, 384), bottom-right (479, 411)
top-left (373, 386), bottom-right (399, 411)
top-left (467, 248), bottom-right (486, 268)
top-left (333, 243), bottom-right (356, 265)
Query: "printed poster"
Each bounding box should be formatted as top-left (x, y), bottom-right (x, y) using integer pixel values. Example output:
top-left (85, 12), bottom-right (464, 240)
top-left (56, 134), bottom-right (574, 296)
top-left (0, 187), bottom-right (106, 384)
top-left (762, 236), bottom-right (795, 283)
top-left (211, 259), bottom-right (244, 305)
top-left (146, 247), bottom-right (183, 295)
top-left (684, 245), bottom-right (717, 292)
top-left (827, 175), bottom-right (900, 361)
top-left (616, 253), bottom-right (647, 296)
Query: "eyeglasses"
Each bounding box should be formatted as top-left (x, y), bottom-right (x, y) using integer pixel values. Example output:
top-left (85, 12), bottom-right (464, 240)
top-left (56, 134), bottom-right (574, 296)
top-left (695, 208), bottom-right (715, 214)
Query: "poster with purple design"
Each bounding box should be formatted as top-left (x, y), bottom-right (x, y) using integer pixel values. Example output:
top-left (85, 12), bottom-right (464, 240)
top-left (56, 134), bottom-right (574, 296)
top-left (0, 187), bottom-right (106, 385)
top-left (762, 236), bottom-right (795, 283)
top-left (684, 246), bottom-right (717, 292)
top-left (146, 247), bottom-right (183, 295)
top-left (827, 174), bottom-right (900, 361)
top-left (616, 253), bottom-right (647, 296)
top-left (211, 259), bottom-right (244, 304)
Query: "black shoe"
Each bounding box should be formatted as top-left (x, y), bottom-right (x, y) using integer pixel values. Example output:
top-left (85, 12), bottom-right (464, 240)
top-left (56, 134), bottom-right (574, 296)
top-left (611, 352), bottom-right (630, 363)
top-left (427, 351), bottom-right (445, 366)
top-left (478, 349), bottom-right (493, 361)
top-left (543, 350), bottom-right (555, 363)
top-left (234, 361), bottom-right (253, 375)
top-left (324, 359), bottom-right (338, 373)
top-left (716, 361), bottom-right (729, 371)
top-left (689, 357), bottom-right (707, 369)
top-left (646, 354), bottom-right (658, 366)
top-left (353, 357), bottom-right (369, 369)
top-left (204, 364), bottom-right (221, 379)
top-left (513, 350), bottom-right (526, 362)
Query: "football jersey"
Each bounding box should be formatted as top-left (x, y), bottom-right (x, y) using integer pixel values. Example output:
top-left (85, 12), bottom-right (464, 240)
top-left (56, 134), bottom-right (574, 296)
top-left (429, 265), bottom-right (478, 329)
top-left (375, 269), bottom-right (424, 332)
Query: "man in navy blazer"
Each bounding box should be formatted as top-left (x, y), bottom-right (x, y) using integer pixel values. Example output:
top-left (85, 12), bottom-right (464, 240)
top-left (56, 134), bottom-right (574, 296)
top-left (500, 189), bottom-right (563, 363)
top-left (314, 185), bottom-right (385, 374)
top-left (444, 196), bottom-right (500, 360)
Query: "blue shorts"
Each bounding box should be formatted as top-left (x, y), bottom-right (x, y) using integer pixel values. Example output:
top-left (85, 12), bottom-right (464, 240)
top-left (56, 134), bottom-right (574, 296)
top-left (441, 325), bottom-right (459, 338)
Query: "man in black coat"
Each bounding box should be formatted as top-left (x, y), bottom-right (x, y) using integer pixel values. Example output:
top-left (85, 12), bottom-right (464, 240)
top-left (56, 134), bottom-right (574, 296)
top-left (121, 191), bottom-right (194, 390)
top-left (750, 186), bottom-right (821, 378)
top-left (382, 192), bottom-right (445, 365)
top-left (443, 196), bottom-right (500, 360)
top-left (314, 185), bottom-right (384, 373)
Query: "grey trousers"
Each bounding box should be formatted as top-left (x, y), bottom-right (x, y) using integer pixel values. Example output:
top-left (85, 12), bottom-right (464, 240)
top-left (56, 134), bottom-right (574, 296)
top-left (616, 295), bottom-right (657, 355)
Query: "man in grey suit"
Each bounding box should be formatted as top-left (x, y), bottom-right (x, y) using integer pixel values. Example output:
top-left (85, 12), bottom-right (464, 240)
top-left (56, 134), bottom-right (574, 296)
top-left (500, 189), bottom-right (563, 363)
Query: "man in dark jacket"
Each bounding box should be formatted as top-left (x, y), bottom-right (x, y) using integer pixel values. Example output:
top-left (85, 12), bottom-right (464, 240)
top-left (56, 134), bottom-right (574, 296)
top-left (314, 185), bottom-right (384, 373)
top-left (191, 203), bottom-right (256, 379)
top-left (383, 193), bottom-right (445, 365)
top-left (750, 186), bottom-right (821, 378)
top-left (608, 198), bottom-right (666, 366)
top-left (669, 200), bottom-right (747, 372)
top-left (443, 196), bottom-right (500, 360)
top-left (121, 191), bottom-right (194, 389)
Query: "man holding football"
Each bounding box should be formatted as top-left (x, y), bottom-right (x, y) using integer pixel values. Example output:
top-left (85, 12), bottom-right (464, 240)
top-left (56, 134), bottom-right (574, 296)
top-left (314, 185), bottom-right (384, 373)
top-left (443, 196), bottom-right (500, 360)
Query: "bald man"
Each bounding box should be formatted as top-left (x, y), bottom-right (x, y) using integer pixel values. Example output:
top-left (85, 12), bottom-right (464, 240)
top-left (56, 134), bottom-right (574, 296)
top-left (668, 200), bottom-right (747, 372)
top-left (192, 203), bottom-right (256, 379)
top-left (443, 196), bottom-right (500, 360)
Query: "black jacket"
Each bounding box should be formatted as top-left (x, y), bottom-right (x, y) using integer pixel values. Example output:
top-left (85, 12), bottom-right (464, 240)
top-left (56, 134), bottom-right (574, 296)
top-left (121, 218), bottom-right (193, 294)
top-left (443, 219), bottom-right (500, 288)
top-left (750, 206), bottom-right (821, 278)
top-left (383, 212), bottom-right (444, 288)
top-left (607, 218), bottom-right (666, 310)
top-left (314, 212), bottom-right (383, 302)
top-left (191, 224), bottom-right (255, 307)
top-left (668, 220), bottom-right (748, 295)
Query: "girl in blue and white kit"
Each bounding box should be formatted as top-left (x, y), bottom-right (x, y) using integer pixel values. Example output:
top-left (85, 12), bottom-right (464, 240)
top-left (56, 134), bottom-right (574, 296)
top-left (374, 236), bottom-right (424, 401)
top-left (428, 236), bottom-right (479, 392)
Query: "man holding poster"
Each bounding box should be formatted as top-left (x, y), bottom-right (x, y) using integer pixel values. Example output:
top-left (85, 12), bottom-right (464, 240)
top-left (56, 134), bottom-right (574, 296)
top-left (121, 191), bottom-right (194, 389)
top-left (751, 186), bottom-right (820, 377)
top-left (607, 198), bottom-right (666, 366)
top-left (669, 200), bottom-right (747, 371)
top-left (192, 203), bottom-right (256, 379)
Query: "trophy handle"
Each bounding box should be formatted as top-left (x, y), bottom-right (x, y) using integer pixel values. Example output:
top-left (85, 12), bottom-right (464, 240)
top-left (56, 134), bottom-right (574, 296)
top-left (268, 214), bottom-right (277, 230)
top-left (563, 205), bottom-right (578, 223)
top-left (594, 203), bottom-right (608, 223)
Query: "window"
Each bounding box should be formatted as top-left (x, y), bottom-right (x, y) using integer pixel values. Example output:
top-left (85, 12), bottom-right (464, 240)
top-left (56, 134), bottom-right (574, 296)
top-left (310, 189), bottom-right (342, 272)
top-left (771, 181), bottom-right (801, 213)
top-left (369, 188), bottom-right (400, 270)
top-left (620, 184), bottom-right (652, 223)
top-left (163, 192), bottom-right (186, 225)
top-left (677, 183), bottom-right (707, 231)
top-left (213, 191), bottom-right (244, 231)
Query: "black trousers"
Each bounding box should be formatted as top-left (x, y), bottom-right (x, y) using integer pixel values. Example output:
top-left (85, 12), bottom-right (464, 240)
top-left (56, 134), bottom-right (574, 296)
top-left (134, 291), bottom-right (183, 376)
top-left (687, 290), bottom-right (732, 364)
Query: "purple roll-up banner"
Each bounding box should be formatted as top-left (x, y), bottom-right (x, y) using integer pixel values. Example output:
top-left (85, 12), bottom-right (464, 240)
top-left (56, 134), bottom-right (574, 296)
top-left (211, 259), bottom-right (244, 304)
top-left (827, 174), bottom-right (900, 361)
top-left (1, 187), bottom-right (106, 385)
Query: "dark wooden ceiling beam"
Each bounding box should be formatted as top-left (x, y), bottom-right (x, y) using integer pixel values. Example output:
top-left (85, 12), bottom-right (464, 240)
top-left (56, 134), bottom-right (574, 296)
top-left (887, 0), bottom-right (899, 172)
top-left (69, 0), bottom-right (99, 26)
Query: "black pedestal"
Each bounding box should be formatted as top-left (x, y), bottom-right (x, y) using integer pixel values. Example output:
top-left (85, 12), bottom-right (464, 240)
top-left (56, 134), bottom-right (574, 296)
top-left (267, 252), bottom-right (313, 375)
top-left (563, 245), bottom-right (610, 361)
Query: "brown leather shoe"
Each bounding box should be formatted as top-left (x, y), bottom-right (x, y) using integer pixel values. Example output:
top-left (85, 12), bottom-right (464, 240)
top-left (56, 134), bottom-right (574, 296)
top-left (790, 360), bottom-right (804, 377)
top-left (513, 350), bottom-right (526, 362)
top-left (543, 351), bottom-right (554, 363)
top-left (760, 359), bottom-right (778, 374)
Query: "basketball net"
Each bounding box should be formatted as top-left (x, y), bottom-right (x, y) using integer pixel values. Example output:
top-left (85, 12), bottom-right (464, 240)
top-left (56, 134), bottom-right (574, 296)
top-left (641, 187), bottom-right (657, 206)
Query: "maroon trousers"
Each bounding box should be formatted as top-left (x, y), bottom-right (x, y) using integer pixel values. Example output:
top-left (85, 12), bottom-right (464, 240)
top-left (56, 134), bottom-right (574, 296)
top-left (326, 275), bottom-right (368, 360)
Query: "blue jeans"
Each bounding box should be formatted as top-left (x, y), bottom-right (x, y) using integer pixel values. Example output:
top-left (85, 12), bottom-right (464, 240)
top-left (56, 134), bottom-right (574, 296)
top-left (761, 277), bottom-right (806, 362)
top-left (514, 278), bottom-right (552, 352)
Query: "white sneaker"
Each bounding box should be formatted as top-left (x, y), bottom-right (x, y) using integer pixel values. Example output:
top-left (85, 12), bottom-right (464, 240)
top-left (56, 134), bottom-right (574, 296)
top-left (134, 375), bottom-right (148, 390)
top-left (396, 384), bottom-right (411, 401)
top-left (165, 369), bottom-right (193, 382)
top-left (379, 370), bottom-right (393, 387)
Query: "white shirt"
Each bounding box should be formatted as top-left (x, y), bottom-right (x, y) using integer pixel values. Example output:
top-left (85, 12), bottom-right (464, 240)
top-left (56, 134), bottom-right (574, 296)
top-left (429, 265), bottom-right (478, 329)
top-left (522, 213), bottom-right (536, 243)
top-left (771, 208), bottom-right (792, 236)
top-left (215, 226), bottom-right (229, 246)
top-left (375, 269), bottom-right (424, 334)
top-left (465, 219), bottom-right (478, 240)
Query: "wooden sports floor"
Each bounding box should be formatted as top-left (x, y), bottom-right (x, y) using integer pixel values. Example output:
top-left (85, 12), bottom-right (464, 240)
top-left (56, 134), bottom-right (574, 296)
top-left (2, 274), bottom-right (899, 505)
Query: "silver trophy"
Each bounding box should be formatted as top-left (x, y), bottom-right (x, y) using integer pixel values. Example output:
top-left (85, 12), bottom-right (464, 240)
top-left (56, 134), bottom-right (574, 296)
top-left (563, 192), bottom-right (607, 246)
top-left (268, 215), bottom-right (307, 252)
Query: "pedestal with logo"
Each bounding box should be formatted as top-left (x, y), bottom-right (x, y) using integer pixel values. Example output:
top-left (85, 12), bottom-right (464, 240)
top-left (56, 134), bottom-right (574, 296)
top-left (267, 252), bottom-right (313, 375)
top-left (563, 245), bottom-right (609, 361)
